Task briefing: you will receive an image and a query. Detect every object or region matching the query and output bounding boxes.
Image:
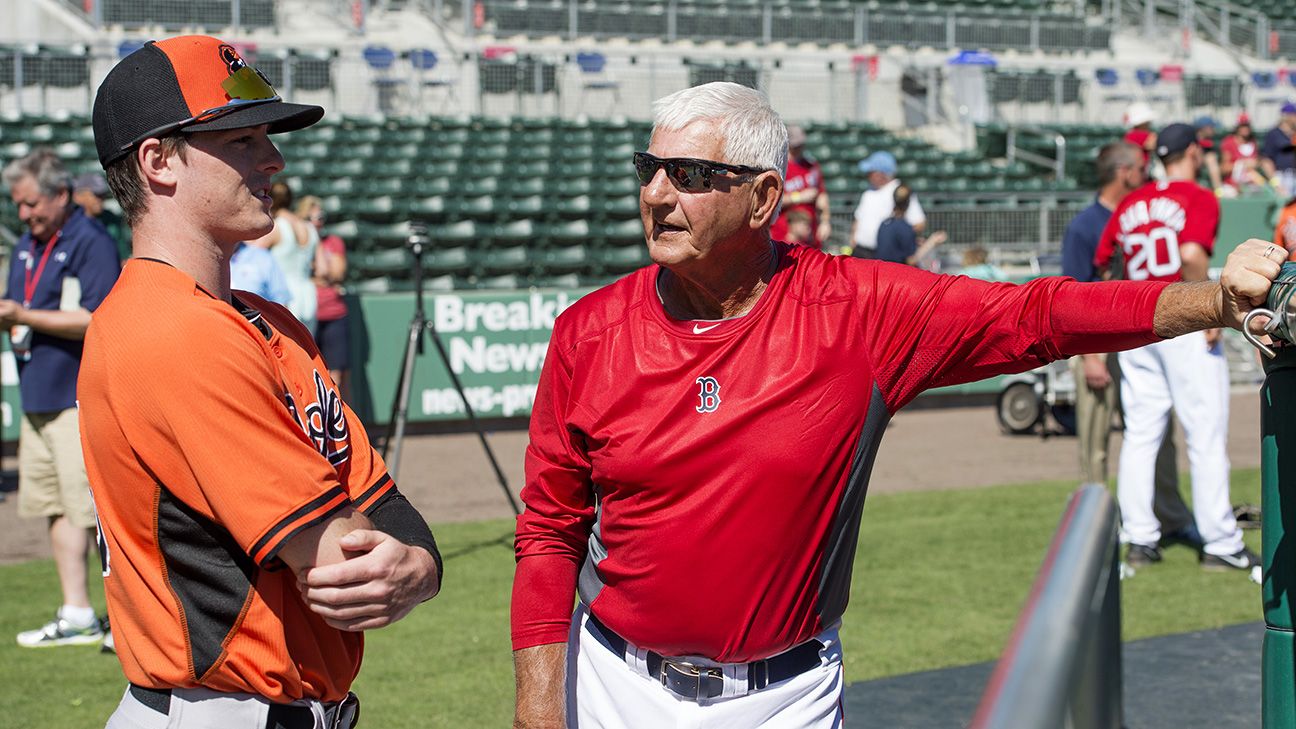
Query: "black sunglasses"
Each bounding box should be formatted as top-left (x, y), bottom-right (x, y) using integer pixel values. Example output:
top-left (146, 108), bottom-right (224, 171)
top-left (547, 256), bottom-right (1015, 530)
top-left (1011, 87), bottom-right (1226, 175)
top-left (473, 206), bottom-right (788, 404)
top-left (633, 152), bottom-right (767, 192)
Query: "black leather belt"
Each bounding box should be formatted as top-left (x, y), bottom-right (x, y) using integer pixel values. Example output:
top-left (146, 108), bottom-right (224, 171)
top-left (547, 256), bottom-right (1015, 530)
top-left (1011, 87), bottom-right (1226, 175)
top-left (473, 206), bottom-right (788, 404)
top-left (585, 613), bottom-right (824, 701)
top-left (129, 684), bottom-right (360, 729)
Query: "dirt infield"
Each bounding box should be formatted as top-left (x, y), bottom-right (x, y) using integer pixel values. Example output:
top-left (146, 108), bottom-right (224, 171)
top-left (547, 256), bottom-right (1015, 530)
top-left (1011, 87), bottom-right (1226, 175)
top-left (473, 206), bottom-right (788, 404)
top-left (0, 390), bottom-right (1264, 564)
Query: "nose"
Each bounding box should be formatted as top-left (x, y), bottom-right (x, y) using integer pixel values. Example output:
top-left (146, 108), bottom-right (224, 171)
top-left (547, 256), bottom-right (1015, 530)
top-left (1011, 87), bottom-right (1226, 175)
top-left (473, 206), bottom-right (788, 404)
top-left (260, 136), bottom-right (286, 175)
top-left (640, 166), bottom-right (677, 209)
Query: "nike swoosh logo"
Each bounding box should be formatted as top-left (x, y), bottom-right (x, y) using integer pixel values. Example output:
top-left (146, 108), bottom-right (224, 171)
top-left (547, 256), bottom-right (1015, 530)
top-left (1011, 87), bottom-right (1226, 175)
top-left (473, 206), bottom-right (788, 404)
top-left (693, 323), bottom-right (722, 334)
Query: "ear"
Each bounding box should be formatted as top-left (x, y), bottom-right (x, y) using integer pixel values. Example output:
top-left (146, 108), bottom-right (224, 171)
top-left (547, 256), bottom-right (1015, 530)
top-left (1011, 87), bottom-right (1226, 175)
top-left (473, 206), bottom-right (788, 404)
top-left (137, 138), bottom-right (181, 191)
top-left (748, 172), bottom-right (783, 230)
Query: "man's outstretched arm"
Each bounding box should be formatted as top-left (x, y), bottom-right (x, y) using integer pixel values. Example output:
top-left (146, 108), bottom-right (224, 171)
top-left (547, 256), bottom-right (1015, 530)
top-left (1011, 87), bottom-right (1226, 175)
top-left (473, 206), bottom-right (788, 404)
top-left (1154, 238), bottom-right (1285, 338)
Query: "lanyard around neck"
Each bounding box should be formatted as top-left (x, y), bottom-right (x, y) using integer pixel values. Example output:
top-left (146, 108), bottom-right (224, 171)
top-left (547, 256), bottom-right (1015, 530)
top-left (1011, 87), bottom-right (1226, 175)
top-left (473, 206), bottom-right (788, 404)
top-left (23, 229), bottom-right (62, 307)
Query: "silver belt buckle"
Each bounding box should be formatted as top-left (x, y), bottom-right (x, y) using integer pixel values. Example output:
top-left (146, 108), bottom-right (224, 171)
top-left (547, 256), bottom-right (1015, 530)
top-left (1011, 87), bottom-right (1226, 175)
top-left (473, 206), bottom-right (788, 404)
top-left (660, 658), bottom-right (725, 701)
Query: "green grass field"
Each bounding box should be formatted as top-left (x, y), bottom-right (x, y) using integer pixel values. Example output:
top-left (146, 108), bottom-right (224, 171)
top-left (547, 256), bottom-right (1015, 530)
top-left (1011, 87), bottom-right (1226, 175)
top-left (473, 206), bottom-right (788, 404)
top-left (0, 472), bottom-right (1264, 728)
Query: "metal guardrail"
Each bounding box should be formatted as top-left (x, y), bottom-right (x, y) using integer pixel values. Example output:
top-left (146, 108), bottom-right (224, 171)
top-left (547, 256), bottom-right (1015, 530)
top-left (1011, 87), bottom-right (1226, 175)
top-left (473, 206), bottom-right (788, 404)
top-left (969, 484), bottom-right (1123, 729)
top-left (830, 192), bottom-right (1091, 252)
top-left (1008, 125), bottom-right (1067, 180)
top-left (463, 0), bottom-right (1111, 53)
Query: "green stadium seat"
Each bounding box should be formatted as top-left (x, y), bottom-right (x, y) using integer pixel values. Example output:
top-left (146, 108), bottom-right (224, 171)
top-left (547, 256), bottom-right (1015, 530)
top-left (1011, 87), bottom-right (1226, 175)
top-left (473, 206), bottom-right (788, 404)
top-left (430, 220), bottom-right (478, 245)
top-left (542, 220), bottom-right (592, 245)
top-left (602, 218), bottom-right (644, 245)
top-left (461, 177), bottom-right (500, 197)
top-left (507, 195), bottom-right (546, 216)
top-left (598, 243), bottom-right (650, 273)
top-left (474, 274), bottom-right (523, 290)
top-left (453, 196), bottom-right (498, 220)
top-left (352, 196), bottom-right (400, 221)
top-left (596, 195), bottom-right (639, 220)
top-left (531, 272), bottom-right (582, 289)
top-left (424, 246), bottom-right (472, 274)
top-left (490, 218), bottom-right (536, 244)
top-left (557, 195), bottom-right (592, 218)
top-left (476, 246), bottom-right (532, 274)
top-left (539, 244), bottom-right (590, 273)
top-left (352, 248), bottom-right (410, 275)
top-left (409, 196), bottom-right (447, 219)
top-left (369, 221), bottom-right (421, 247)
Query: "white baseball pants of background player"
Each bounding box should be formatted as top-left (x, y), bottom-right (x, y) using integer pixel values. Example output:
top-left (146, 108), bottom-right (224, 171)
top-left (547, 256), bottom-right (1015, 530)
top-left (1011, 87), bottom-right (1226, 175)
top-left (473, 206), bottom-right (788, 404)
top-left (565, 605), bottom-right (844, 729)
top-left (1115, 331), bottom-right (1244, 556)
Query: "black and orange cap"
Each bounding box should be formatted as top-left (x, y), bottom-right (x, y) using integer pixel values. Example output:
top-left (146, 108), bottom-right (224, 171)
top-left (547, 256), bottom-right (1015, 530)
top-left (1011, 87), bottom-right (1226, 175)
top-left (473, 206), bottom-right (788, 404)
top-left (92, 35), bottom-right (323, 168)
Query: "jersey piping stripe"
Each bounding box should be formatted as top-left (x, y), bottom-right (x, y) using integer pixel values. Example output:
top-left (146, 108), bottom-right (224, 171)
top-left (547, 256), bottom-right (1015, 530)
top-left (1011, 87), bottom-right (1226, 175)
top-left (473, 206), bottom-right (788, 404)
top-left (249, 486), bottom-right (350, 568)
top-left (353, 473), bottom-right (395, 515)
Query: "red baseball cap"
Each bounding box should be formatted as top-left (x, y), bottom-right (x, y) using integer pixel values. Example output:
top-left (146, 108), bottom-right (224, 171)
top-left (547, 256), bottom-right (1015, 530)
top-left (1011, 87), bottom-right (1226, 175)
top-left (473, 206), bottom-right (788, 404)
top-left (92, 35), bottom-right (323, 168)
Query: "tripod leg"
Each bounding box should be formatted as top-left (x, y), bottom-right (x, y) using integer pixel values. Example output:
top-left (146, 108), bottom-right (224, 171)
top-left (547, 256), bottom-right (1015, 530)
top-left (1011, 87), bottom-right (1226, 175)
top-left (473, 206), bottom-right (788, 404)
top-left (382, 316), bottom-right (423, 478)
top-left (424, 322), bottom-right (523, 516)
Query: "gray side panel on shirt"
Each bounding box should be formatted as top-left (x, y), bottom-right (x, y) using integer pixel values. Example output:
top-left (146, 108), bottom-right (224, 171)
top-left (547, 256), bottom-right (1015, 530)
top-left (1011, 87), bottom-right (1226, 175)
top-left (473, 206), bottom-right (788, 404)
top-left (817, 384), bottom-right (891, 625)
top-left (578, 489), bottom-right (607, 606)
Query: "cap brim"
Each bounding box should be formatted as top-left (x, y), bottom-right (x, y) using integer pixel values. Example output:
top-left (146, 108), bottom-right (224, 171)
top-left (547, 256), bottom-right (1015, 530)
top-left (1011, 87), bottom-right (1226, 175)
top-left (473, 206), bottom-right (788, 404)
top-left (183, 100), bottom-right (324, 136)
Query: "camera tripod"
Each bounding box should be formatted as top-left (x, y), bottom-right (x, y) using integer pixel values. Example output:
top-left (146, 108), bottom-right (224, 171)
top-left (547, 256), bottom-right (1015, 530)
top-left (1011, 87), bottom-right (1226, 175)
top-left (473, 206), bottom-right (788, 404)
top-left (380, 223), bottom-right (521, 516)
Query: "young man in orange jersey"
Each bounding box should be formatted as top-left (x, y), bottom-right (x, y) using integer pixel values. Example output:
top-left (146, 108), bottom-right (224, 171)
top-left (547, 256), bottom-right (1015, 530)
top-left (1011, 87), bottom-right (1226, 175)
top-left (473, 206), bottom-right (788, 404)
top-left (80, 36), bottom-right (441, 728)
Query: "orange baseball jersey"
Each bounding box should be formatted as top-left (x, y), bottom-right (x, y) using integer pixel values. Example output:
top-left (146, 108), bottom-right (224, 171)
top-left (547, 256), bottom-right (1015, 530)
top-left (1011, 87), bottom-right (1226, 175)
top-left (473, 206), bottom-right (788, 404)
top-left (78, 259), bottom-right (396, 702)
top-left (1276, 201), bottom-right (1296, 261)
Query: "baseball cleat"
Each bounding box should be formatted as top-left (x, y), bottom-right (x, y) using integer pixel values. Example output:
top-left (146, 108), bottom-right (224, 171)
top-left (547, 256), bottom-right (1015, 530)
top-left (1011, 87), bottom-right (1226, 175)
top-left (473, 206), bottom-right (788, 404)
top-left (16, 612), bottom-right (104, 648)
top-left (1124, 543), bottom-right (1162, 569)
top-left (1201, 547), bottom-right (1261, 573)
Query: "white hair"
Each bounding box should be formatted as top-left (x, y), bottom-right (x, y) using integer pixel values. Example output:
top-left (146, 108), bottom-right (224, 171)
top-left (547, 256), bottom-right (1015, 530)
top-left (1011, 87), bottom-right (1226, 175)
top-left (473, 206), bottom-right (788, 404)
top-left (2, 148), bottom-right (72, 198)
top-left (651, 82), bottom-right (788, 179)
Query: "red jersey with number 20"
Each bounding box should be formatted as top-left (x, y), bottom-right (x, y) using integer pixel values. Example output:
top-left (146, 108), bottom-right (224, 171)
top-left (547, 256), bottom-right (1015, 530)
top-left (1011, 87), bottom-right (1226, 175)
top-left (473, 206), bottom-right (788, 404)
top-left (1094, 180), bottom-right (1219, 282)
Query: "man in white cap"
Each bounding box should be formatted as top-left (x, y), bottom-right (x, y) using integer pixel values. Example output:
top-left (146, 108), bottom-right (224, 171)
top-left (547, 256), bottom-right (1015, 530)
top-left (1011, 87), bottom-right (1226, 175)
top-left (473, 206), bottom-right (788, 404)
top-left (849, 150), bottom-right (925, 258)
top-left (1124, 101), bottom-right (1157, 171)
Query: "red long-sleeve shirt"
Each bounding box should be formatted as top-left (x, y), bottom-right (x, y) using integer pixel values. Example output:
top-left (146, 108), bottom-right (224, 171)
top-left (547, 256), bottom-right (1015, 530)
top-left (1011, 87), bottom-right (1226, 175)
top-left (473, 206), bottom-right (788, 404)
top-left (513, 243), bottom-right (1167, 662)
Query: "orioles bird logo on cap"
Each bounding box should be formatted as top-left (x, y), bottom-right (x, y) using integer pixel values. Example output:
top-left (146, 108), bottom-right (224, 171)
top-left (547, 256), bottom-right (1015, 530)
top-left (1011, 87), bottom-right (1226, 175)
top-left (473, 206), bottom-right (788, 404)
top-left (217, 44), bottom-right (275, 101)
top-left (218, 44), bottom-right (245, 74)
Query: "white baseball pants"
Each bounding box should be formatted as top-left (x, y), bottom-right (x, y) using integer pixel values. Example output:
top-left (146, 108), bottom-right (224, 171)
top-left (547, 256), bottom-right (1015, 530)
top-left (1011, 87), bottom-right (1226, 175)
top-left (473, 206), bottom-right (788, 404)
top-left (566, 605), bottom-right (844, 729)
top-left (1116, 333), bottom-right (1243, 556)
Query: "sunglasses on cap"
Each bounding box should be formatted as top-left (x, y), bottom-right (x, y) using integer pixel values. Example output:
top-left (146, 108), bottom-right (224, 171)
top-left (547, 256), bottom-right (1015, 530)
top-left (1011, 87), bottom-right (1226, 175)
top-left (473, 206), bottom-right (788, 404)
top-left (112, 65), bottom-right (280, 159)
top-left (633, 152), bottom-right (768, 193)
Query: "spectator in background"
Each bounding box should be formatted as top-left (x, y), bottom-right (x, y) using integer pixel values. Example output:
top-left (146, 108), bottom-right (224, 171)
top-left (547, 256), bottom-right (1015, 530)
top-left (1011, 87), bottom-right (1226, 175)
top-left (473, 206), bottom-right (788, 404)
top-left (1123, 102), bottom-right (1157, 170)
top-left (875, 183), bottom-right (945, 266)
top-left (1193, 116), bottom-right (1224, 192)
top-left (770, 125), bottom-right (830, 249)
top-left (229, 241), bottom-right (291, 306)
top-left (1261, 101), bottom-right (1296, 197)
top-left (248, 181), bottom-right (318, 332)
top-left (301, 195), bottom-right (352, 399)
top-left (1220, 113), bottom-right (1263, 193)
top-left (1061, 141), bottom-right (1198, 547)
top-left (1, 149), bottom-right (120, 649)
top-left (73, 172), bottom-right (129, 261)
top-left (850, 151), bottom-right (925, 258)
top-left (782, 209), bottom-right (814, 247)
top-left (1095, 123), bottom-right (1251, 573)
top-left (957, 247), bottom-right (1009, 281)
top-left (1275, 195), bottom-right (1296, 260)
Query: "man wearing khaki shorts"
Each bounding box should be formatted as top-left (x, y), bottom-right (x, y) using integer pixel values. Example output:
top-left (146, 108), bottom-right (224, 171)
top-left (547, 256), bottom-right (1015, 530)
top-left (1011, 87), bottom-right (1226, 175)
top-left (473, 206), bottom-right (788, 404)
top-left (1, 149), bottom-right (120, 648)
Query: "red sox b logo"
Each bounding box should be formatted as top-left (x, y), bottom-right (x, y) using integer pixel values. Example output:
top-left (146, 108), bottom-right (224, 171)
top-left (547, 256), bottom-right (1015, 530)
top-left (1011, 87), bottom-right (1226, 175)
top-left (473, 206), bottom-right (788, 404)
top-left (696, 376), bottom-right (721, 413)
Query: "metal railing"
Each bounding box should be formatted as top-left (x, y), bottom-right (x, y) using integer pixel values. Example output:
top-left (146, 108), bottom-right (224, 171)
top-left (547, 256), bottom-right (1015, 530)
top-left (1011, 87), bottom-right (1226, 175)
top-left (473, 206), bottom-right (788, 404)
top-left (457, 0), bottom-right (1112, 53)
top-left (64, 0), bottom-right (279, 31)
top-left (1106, 0), bottom-right (1296, 60)
top-left (830, 191), bottom-right (1092, 252)
top-left (969, 484), bottom-right (1123, 729)
top-left (1008, 126), bottom-right (1068, 180)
